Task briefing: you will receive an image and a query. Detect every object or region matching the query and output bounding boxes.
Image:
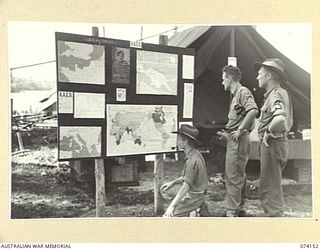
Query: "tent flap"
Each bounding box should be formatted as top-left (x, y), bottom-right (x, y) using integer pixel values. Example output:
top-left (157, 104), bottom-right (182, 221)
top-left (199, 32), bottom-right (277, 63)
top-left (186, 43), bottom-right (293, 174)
top-left (169, 25), bottom-right (311, 128)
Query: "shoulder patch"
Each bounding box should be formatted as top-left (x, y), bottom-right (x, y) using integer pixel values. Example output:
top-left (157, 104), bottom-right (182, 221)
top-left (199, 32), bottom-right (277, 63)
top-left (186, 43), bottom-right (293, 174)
top-left (271, 100), bottom-right (284, 113)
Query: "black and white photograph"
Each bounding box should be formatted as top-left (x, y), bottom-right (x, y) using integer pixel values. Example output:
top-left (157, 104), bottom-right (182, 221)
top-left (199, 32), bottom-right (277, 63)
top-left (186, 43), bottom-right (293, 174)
top-left (112, 47), bottom-right (130, 84)
top-left (9, 22), bottom-right (312, 220)
top-left (116, 88), bottom-right (126, 102)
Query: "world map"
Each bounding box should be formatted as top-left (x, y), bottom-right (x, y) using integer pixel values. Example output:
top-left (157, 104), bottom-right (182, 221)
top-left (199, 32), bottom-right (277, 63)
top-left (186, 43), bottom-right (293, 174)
top-left (106, 104), bottom-right (178, 156)
top-left (57, 41), bottom-right (105, 84)
top-left (59, 126), bottom-right (101, 159)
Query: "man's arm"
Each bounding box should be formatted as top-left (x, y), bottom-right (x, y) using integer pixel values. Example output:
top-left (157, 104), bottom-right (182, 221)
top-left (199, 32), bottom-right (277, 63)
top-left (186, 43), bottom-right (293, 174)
top-left (230, 90), bottom-right (258, 141)
top-left (262, 114), bottom-right (287, 147)
top-left (230, 108), bottom-right (258, 141)
top-left (171, 176), bottom-right (184, 185)
top-left (239, 109), bottom-right (258, 131)
top-left (160, 176), bottom-right (183, 191)
top-left (268, 98), bottom-right (288, 132)
top-left (268, 115), bottom-right (287, 132)
top-left (263, 100), bottom-right (288, 147)
top-left (163, 182), bottom-right (190, 217)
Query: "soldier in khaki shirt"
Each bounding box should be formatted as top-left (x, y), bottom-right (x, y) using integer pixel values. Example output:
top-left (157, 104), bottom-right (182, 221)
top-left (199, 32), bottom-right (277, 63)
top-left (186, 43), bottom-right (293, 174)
top-left (254, 58), bottom-right (293, 217)
top-left (161, 125), bottom-right (208, 217)
top-left (217, 65), bottom-right (258, 217)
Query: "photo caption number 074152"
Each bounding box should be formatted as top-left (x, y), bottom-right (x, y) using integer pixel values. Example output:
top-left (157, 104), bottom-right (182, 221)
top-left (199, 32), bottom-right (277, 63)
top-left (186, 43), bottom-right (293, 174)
top-left (300, 244), bottom-right (319, 249)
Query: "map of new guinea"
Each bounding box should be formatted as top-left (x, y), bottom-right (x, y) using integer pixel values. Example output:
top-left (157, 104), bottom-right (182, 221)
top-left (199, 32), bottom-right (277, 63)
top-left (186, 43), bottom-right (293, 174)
top-left (106, 104), bottom-right (178, 156)
top-left (136, 50), bottom-right (178, 95)
top-left (59, 126), bottom-right (101, 159)
top-left (57, 41), bottom-right (105, 84)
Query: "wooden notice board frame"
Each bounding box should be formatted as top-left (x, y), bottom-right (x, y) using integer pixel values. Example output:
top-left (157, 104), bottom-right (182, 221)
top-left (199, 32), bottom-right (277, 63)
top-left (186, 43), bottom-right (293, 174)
top-left (56, 32), bottom-right (195, 161)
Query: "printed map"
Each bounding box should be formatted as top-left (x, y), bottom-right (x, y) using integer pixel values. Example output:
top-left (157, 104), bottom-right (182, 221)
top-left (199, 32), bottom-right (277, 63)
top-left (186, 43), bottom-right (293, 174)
top-left (106, 104), bottom-right (177, 156)
top-left (57, 41), bottom-right (105, 84)
top-left (136, 51), bottom-right (178, 95)
top-left (59, 126), bottom-right (101, 159)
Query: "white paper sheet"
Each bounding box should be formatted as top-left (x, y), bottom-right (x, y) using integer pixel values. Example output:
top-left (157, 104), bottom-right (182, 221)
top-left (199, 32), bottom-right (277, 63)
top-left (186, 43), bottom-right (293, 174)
top-left (58, 91), bottom-right (73, 114)
top-left (182, 55), bottom-right (194, 79)
top-left (74, 92), bottom-right (105, 118)
top-left (183, 83), bottom-right (194, 118)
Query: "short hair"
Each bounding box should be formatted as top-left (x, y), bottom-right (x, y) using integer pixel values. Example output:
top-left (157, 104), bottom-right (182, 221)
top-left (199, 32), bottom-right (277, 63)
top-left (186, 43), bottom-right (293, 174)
top-left (261, 66), bottom-right (282, 82)
top-left (116, 50), bottom-right (124, 56)
top-left (222, 65), bottom-right (242, 82)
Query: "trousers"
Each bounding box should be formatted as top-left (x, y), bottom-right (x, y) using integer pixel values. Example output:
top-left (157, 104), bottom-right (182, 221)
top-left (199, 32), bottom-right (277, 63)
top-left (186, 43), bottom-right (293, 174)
top-left (259, 137), bottom-right (289, 216)
top-left (160, 183), bottom-right (205, 217)
top-left (224, 134), bottom-right (250, 211)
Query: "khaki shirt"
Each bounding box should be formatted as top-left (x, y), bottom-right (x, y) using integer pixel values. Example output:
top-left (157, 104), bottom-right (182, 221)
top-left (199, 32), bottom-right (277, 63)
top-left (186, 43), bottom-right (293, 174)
top-left (226, 85), bottom-right (258, 130)
top-left (182, 148), bottom-right (208, 193)
top-left (258, 86), bottom-right (293, 134)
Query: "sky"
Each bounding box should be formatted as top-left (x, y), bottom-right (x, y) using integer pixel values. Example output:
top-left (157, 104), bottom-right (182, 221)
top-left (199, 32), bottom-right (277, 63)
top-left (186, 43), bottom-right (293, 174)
top-left (256, 23), bottom-right (312, 73)
top-left (7, 22), bottom-right (312, 83)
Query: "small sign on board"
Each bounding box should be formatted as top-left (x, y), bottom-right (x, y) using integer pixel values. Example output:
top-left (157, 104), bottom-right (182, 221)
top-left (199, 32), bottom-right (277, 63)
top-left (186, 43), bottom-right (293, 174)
top-left (130, 40), bottom-right (142, 48)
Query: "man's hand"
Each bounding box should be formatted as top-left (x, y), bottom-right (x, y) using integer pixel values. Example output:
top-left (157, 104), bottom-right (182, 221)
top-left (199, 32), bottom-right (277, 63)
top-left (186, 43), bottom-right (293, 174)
top-left (217, 129), bottom-right (228, 140)
top-left (262, 131), bottom-right (271, 147)
top-left (160, 182), bottom-right (173, 191)
top-left (263, 130), bottom-right (285, 147)
top-left (230, 129), bottom-right (243, 142)
top-left (163, 205), bottom-right (175, 217)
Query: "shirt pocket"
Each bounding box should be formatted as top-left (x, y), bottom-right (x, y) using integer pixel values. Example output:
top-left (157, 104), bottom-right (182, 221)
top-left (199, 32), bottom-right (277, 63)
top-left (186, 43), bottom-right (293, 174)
top-left (259, 103), bottom-right (270, 120)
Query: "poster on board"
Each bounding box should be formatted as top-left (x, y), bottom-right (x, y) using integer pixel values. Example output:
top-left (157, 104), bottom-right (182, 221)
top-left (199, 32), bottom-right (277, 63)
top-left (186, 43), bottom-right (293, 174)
top-left (74, 92), bottom-right (105, 118)
top-left (183, 83), bottom-right (194, 118)
top-left (106, 104), bottom-right (178, 156)
top-left (112, 47), bottom-right (130, 84)
top-left (57, 41), bottom-right (105, 84)
top-left (59, 126), bottom-right (102, 159)
top-left (58, 91), bottom-right (73, 114)
top-left (136, 50), bottom-right (178, 95)
top-left (116, 88), bottom-right (126, 102)
top-left (182, 55), bottom-right (194, 79)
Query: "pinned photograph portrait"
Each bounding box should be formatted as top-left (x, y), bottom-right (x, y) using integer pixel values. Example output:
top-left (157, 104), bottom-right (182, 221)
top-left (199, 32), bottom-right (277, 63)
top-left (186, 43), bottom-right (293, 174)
top-left (112, 47), bottom-right (130, 84)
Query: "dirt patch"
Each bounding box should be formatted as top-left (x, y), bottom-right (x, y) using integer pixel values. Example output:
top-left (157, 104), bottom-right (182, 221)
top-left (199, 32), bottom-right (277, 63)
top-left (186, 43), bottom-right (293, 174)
top-left (11, 152), bottom-right (95, 219)
top-left (11, 146), bottom-right (313, 218)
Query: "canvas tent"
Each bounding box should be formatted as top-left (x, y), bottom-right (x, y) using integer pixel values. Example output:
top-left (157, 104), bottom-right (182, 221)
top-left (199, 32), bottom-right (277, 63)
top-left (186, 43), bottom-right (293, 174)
top-left (169, 26), bottom-right (311, 134)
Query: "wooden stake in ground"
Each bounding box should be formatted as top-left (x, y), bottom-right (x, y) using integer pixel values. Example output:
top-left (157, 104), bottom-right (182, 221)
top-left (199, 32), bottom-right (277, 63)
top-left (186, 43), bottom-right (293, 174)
top-left (153, 34), bottom-right (168, 216)
top-left (95, 158), bottom-right (106, 217)
top-left (16, 131), bottom-right (24, 151)
top-left (11, 131), bottom-right (31, 156)
top-left (154, 154), bottom-right (164, 215)
top-left (92, 26), bottom-right (106, 217)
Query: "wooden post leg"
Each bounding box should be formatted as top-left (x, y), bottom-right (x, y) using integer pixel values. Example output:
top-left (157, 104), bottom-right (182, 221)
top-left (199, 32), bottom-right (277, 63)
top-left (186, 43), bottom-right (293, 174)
top-left (90, 27), bottom-right (106, 217)
top-left (71, 160), bottom-right (82, 181)
top-left (16, 132), bottom-right (24, 151)
top-left (175, 153), bottom-right (179, 161)
top-left (95, 159), bottom-right (106, 217)
top-left (154, 154), bottom-right (164, 215)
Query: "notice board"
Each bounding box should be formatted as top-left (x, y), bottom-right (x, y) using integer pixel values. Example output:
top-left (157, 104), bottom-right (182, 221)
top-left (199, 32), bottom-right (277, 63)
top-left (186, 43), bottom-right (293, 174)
top-left (56, 32), bottom-right (195, 161)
